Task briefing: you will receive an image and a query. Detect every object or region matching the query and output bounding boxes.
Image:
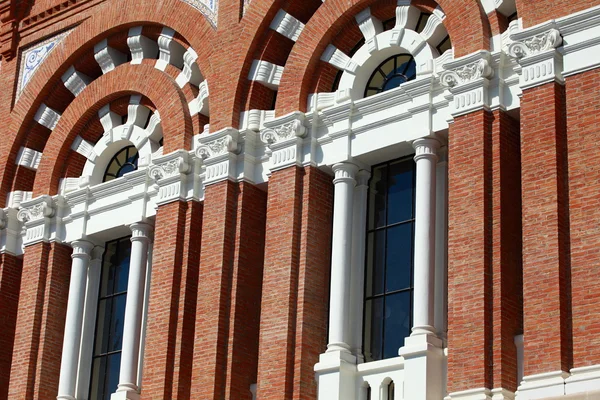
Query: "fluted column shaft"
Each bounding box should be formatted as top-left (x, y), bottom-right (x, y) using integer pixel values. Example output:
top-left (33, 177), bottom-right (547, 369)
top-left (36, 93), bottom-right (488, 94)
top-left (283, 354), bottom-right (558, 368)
top-left (57, 240), bottom-right (94, 400)
top-left (412, 138), bottom-right (440, 336)
top-left (327, 162), bottom-right (359, 353)
top-left (117, 222), bottom-right (153, 394)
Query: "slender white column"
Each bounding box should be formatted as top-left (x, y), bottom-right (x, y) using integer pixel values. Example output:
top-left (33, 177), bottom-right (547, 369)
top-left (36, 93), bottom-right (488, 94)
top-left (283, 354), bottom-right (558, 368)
top-left (115, 222), bottom-right (152, 396)
top-left (327, 162), bottom-right (359, 353)
top-left (411, 138), bottom-right (440, 337)
top-left (76, 246), bottom-right (104, 399)
top-left (57, 240), bottom-right (94, 400)
top-left (349, 169), bottom-right (370, 361)
top-left (434, 148), bottom-right (448, 340)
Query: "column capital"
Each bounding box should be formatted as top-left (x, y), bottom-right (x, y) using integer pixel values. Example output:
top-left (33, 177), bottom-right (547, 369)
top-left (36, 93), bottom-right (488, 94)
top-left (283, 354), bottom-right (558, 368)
top-left (129, 222), bottom-right (153, 242)
top-left (91, 246), bottom-right (105, 261)
top-left (70, 240), bottom-right (94, 259)
top-left (355, 169), bottom-right (371, 188)
top-left (413, 138), bottom-right (440, 162)
top-left (332, 162), bottom-right (359, 184)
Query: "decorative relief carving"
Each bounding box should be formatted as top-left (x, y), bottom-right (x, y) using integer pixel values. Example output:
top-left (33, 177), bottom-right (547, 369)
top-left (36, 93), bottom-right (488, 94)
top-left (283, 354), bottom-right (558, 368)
top-left (34, 104), bottom-right (61, 130)
top-left (439, 58), bottom-right (494, 88)
top-left (195, 135), bottom-right (240, 160)
top-left (270, 9), bottom-right (304, 42)
top-left (321, 45), bottom-right (358, 74)
top-left (16, 147), bottom-right (42, 170)
top-left (17, 197), bottom-right (55, 223)
top-left (148, 157), bottom-right (190, 181)
top-left (179, 0), bottom-right (217, 27)
top-left (248, 59), bottom-right (284, 89)
top-left (508, 29), bottom-right (562, 59)
top-left (61, 66), bottom-right (90, 97)
top-left (94, 39), bottom-right (126, 74)
top-left (260, 119), bottom-right (307, 145)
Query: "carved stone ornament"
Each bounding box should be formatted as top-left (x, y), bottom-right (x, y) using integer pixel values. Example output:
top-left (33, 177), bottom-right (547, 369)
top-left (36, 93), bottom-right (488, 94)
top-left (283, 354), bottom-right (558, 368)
top-left (508, 29), bottom-right (562, 60)
top-left (17, 198), bottom-right (55, 223)
top-left (148, 157), bottom-right (190, 181)
top-left (195, 135), bottom-right (240, 160)
top-left (260, 119), bottom-right (307, 145)
top-left (439, 58), bottom-right (494, 88)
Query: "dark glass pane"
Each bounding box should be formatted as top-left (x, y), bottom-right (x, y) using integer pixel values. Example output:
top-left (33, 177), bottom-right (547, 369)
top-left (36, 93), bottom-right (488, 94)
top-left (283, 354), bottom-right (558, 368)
top-left (117, 163), bottom-right (136, 178)
top-left (109, 294), bottom-right (127, 352)
top-left (386, 222), bottom-right (413, 292)
top-left (113, 241), bottom-right (131, 294)
top-left (366, 89), bottom-right (379, 97)
top-left (379, 59), bottom-right (395, 76)
top-left (404, 59), bottom-right (417, 80)
top-left (437, 35), bottom-right (452, 55)
top-left (383, 291), bottom-right (411, 359)
top-left (95, 298), bottom-right (112, 355)
top-left (365, 230), bottom-right (386, 297)
top-left (382, 75), bottom-right (407, 91)
top-left (105, 353), bottom-right (121, 399)
top-left (90, 357), bottom-right (107, 400)
top-left (369, 70), bottom-right (385, 91)
top-left (104, 146), bottom-right (139, 183)
top-left (368, 166), bottom-right (387, 229)
top-left (387, 160), bottom-right (414, 224)
top-left (364, 298), bottom-right (384, 362)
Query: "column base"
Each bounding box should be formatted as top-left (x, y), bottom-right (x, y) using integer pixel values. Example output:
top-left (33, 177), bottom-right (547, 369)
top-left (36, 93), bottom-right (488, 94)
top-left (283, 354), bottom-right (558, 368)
top-left (399, 334), bottom-right (445, 400)
top-left (566, 365), bottom-right (600, 394)
top-left (516, 370), bottom-right (568, 399)
top-left (314, 350), bottom-right (357, 400)
top-left (444, 388), bottom-right (492, 400)
top-left (111, 390), bottom-right (140, 400)
top-left (56, 396), bottom-right (76, 400)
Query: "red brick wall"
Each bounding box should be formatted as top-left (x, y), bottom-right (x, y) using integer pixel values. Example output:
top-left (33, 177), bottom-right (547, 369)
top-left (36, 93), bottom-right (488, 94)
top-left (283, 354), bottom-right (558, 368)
top-left (0, 253), bottom-right (23, 399)
top-left (447, 110), bottom-right (493, 393)
top-left (8, 242), bottom-right (72, 400)
top-left (256, 165), bottom-right (333, 400)
top-left (141, 200), bottom-right (203, 399)
top-left (566, 69), bottom-right (600, 368)
top-left (520, 82), bottom-right (572, 375)
top-left (516, 0), bottom-right (600, 27)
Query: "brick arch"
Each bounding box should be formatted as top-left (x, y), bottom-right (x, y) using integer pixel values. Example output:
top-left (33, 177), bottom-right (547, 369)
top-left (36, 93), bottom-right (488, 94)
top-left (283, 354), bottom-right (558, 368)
top-left (274, 0), bottom-right (490, 115)
top-left (0, 0), bottom-right (215, 205)
top-left (32, 63), bottom-right (192, 197)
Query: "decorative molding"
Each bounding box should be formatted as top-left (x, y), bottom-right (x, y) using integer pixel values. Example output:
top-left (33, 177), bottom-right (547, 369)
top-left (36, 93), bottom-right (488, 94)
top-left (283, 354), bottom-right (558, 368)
top-left (321, 45), bottom-right (359, 74)
top-left (34, 104), bottom-right (61, 130)
top-left (508, 22), bottom-right (564, 89)
top-left (239, 109), bottom-right (275, 131)
top-left (130, 222), bottom-right (153, 241)
top-left (71, 240), bottom-right (94, 258)
top-left (517, 370), bottom-right (570, 399)
top-left (16, 147), bottom-right (42, 170)
top-left (355, 8), bottom-right (383, 53)
top-left (445, 388), bottom-right (493, 400)
top-left (195, 128), bottom-right (241, 184)
top-left (260, 118), bottom-right (307, 145)
top-left (127, 26), bottom-right (158, 65)
top-left (332, 162), bottom-right (358, 184)
top-left (189, 80), bottom-right (209, 116)
top-left (155, 27), bottom-right (185, 71)
top-left (307, 89), bottom-right (351, 112)
top-left (71, 136), bottom-right (97, 162)
top-left (248, 59), bottom-right (284, 90)
top-left (17, 29), bottom-right (72, 96)
top-left (61, 65), bottom-right (90, 97)
top-left (17, 195), bottom-right (59, 246)
top-left (440, 55), bottom-right (494, 88)
top-left (270, 9), bottom-right (304, 42)
top-left (413, 138), bottom-right (440, 162)
top-left (7, 191), bottom-right (32, 208)
top-left (94, 39), bottom-right (126, 74)
top-left (260, 112), bottom-right (308, 171)
top-left (98, 104), bottom-right (121, 132)
top-left (146, 111), bottom-right (163, 142)
top-left (179, 0), bottom-right (217, 27)
top-left (125, 95), bottom-right (151, 128)
top-left (420, 7), bottom-right (447, 47)
top-left (195, 129), bottom-right (241, 161)
top-left (17, 195), bottom-right (55, 223)
top-left (176, 47), bottom-right (201, 88)
top-left (148, 150), bottom-right (193, 205)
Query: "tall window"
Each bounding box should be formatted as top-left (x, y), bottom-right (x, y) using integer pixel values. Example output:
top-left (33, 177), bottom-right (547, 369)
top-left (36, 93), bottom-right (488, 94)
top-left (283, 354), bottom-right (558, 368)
top-left (103, 146), bottom-right (139, 182)
top-left (363, 157), bottom-right (415, 362)
top-left (89, 237), bottom-right (131, 400)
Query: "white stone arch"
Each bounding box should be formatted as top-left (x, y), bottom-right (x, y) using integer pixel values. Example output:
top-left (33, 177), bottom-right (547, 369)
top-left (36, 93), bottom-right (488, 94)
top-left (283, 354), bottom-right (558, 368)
top-left (338, 28), bottom-right (436, 100)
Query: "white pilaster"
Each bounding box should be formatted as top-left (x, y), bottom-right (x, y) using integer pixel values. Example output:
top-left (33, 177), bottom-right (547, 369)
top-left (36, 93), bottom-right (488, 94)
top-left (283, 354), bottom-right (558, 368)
top-left (113, 223), bottom-right (153, 400)
top-left (434, 148), bottom-right (448, 340)
top-left (411, 138), bottom-right (439, 337)
top-left (76, 246), bottom-right (104, 399)
top-left (328, 162), bottom-right (359, 353)
top-left (349, 169), bottom-right (370, 362)
top-left (57, 240), bottom-right (94, 400)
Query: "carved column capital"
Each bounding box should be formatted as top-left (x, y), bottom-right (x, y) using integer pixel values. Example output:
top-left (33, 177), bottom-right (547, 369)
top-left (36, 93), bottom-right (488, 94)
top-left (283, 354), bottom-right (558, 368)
top-left (70, 240), bottom-right (94, 259)
top-left (130, 222), bottom-right (153, 243)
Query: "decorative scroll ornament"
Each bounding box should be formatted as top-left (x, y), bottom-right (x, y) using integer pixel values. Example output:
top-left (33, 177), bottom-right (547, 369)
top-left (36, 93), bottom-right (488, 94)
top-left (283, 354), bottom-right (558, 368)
top-left (508, 29), bottom-right (562, 60)
top-left (439, 58), bottom-right (494, 88)
top-left (260, 119), bottom-right (307, 145)
top-left (195, 135), bottom-right (240, 160)
top-left (148, 157), bottom-right (190, 181)
top-left (17, 198), bottom-right (55, 223)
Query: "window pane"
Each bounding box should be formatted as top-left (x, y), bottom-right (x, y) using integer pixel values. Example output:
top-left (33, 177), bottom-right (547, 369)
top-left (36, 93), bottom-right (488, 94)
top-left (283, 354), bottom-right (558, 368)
top-left (383, 291), bottom-right (411, 359)
top-left (95, 298), bottom-right (112, 355)
top-left (100, 242), bottom-right (118, 297)
top-left (386, 222), bottom-right (413, 292)
top-left (365, 230), bottom-right (386, 298)
top-left (109, 294), bottom-right (127, 352)
top-left (368, 166), bottom-right (387, 230)
top-left (90, 357), bottom-right (107, 400)
top-left (105, 353), bottom-right (121, 399)
top-left (364, 298), bottom-right (384, 362)
top-left (387, 159), bottom-right (414, 224)
top-left (113, 241), bottom-right (130, 294)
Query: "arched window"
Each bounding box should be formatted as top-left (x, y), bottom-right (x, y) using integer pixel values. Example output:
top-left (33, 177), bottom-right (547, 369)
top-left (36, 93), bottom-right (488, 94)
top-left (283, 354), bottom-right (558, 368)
top-left (364, 54), bottom-right (417, 98)
top-left (103, 146), bottom-right (139, 182)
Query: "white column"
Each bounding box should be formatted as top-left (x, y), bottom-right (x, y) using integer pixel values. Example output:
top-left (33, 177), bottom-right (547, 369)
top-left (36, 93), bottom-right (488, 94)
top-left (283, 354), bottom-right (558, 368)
top-left (327, 162), bottom-right (359, 353)
top-left (57, 240), bottom-right (94, 400)
top-left (349, 169), bottom-right (370, 362)
top-left (411, 138), bottom-right (440, 337)
top-left (114, 222), bottom-right (152, 399)
top-left (76, 246), bottom-right (104, 399)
